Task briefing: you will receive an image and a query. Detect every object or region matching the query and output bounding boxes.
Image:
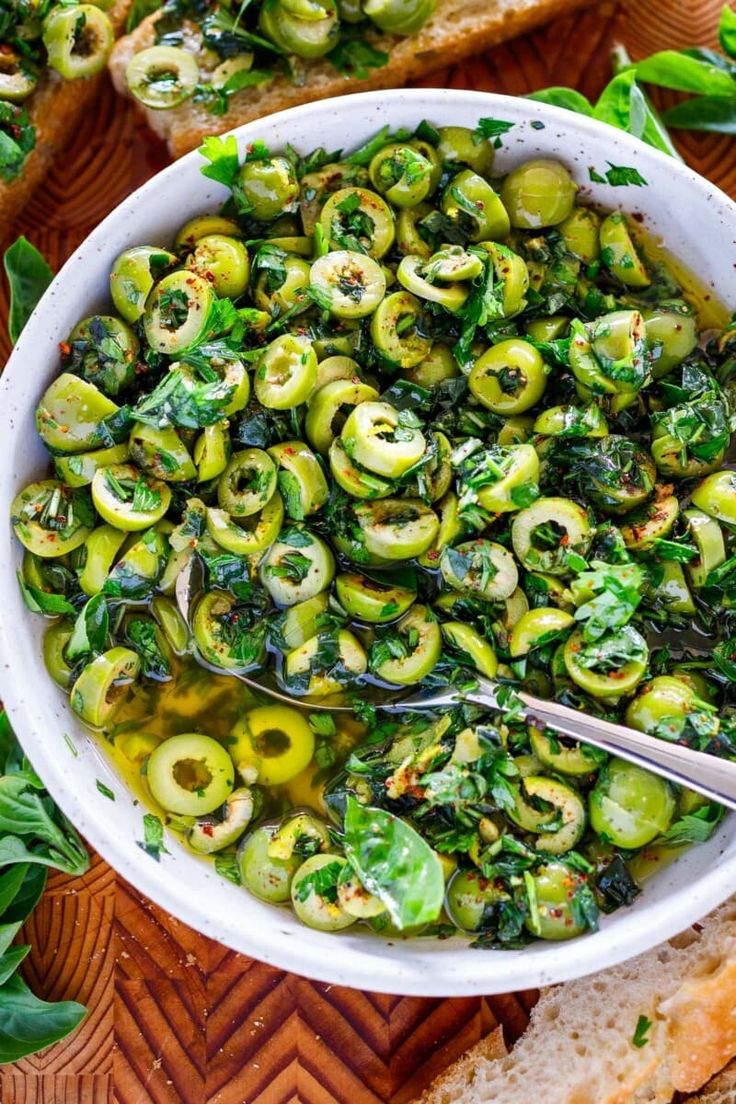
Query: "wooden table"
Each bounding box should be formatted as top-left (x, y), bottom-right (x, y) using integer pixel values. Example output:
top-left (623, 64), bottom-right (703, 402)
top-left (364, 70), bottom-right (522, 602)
top-left (1, 2), bottom-right (734, 1100)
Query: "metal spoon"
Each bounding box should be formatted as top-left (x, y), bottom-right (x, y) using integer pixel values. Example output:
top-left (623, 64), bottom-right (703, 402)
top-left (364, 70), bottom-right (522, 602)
top-left (177, 559), bottom-right (736, 811)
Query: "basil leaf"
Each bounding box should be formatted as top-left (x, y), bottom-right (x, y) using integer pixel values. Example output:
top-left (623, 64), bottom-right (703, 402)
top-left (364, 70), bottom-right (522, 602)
top-left (663, 94), bottom-right (736, 133)
top-left (3, 236), bottom-right (53, 344)
top-left (0, 974), bottom-right (86, 1063)
top-left (635, 49), bottom-right (736, 96)
top-left (342, 796), bottom-right (444, 929)
top-left (526, 88), bottom-right (594, 115)
top-left (66, 593), bottom-right (109, 663)
top-left (720, 3), bottom-right (736, 58)
top-left (17, 573), bottom-right (76, 617)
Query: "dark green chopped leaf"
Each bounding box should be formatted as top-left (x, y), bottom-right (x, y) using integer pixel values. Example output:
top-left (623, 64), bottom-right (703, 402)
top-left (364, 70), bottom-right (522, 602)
top-left (95, 780), bottom-right (115, 801)
top-left (294, 859), bottom-right (342, 903)
top-left (214, 852), bottom-right (242, 885)
top-left (66, 594), bottom-right (109, 663)
top-left (4, 237), bottom-right (53, 344)
top-left (137, 813), bottom-right (168, 861)
top-left (17, 574), bottom-right (76, 617)
top-left (327, 36), bottom-right (388, 79)
top-left (474, 117), bottom-right (515, 139)
top-left (632, 1014), bottom-right (652, 1048)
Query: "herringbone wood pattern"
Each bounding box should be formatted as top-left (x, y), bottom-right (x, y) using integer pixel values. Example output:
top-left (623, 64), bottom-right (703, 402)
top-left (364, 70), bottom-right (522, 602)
top-left (0, 1), bottom-right (733, 1099)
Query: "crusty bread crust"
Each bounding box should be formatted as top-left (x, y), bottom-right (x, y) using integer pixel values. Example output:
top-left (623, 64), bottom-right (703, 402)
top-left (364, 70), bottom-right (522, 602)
top-left (109, 0), bottom-right (600, 158)
top-left (0, 0), bottom-right (131, 243)
top-left (414, 896), bottom-right (736, 1104)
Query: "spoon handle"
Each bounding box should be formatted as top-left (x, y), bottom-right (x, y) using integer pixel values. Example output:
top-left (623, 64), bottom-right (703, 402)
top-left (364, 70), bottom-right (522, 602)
top-left (468, 679), bottom-right (736, 811)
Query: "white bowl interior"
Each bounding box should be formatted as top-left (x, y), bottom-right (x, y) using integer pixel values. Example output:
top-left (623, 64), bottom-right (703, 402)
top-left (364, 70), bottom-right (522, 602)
top-left (1, 88), bottom-right (735, 996)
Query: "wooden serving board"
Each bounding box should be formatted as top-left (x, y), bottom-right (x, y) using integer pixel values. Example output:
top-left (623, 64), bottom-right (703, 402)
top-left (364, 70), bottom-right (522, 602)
top-left (1, 2), bottom-right (735, 1100)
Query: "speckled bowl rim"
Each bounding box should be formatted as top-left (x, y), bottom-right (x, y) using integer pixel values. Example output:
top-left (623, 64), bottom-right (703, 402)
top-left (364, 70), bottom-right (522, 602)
top-left (1, 88), bottom-right (735, 996)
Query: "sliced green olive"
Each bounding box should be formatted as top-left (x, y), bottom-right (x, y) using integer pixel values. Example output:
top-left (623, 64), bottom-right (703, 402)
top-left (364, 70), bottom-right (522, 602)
top-left (230, 704), bottom-right (314, 784)
top-left (151, 594), bottom-right (190, 655)
top-left (110, 245), bottom-right (176, 324)
top-left (446, 869), bottom-right (505, 933)
top-left (194, 422), bottom-right (231, 482)
top-left (43, 622), bottom-right (75, 689)
top-left (310, 250), bottom-right (386, 318)
top-left (175, 216), bottom-right (242, 248)
top-left (529, 726), bottom-right (603, 777)
top-left (253, 254), bottom-right (311, 317)
top-left (314, 355), bottom-right (362, 389)
top-left (36, 373), bottom-right (119, 453)
top-left (126, 45), bottom-right (199, 109)
top-left (78, 525), bottom-right (126, 596)
top-left (268, 812), bottom-right (331, 861)
top-left (570, 311), bottom-right (649, 395)
top-left (523, 776), bottom-right (586, 854)
top-left (143, 271), bottom-right (214, 355)
top-left (589, 759), bottom-right (675, 847)
top-left (644, 302), bottom-right (698, 377)
top-left (525, 862), bottom-right (590, 940)
top-left (341, 400), bottom-right (426, 478)
top-left (129, 422), bottom-right (196, 482)
top-left (217, 448), bottom-right (277, 517)
top-left (260, 526), bottom-right (335, 605)
top-left (254, 334), bottom-right (318, 409)
top-left (396, 203), bottom-right (433, 259)
top-left (238, 824), bottom-right (302, 902)
top-left (424, 245), bottom-right (483, 281)
top-left (269, 592), bottom-right (329, 651)
top-left (239, 155), bottom-right (299, 220)
top-left (147, 732), bottom-right (234, 816)
top-left (500, 159), bottom-right (577, 229)
top-left (396, 255), bottom-right (469, 312)
top-left (355, 498), bottom-right (438, 560)
top-left (509, 607), bottom-right (575, 657)
top-left (336, 572), bottom-right (415, 623)
top-left (285, 628), bottom-right (367, 696)
top-left (441, 622), bottom-right (498, 678)
top-left (370, 604), bottom-right (441, 684)
top-left (620, 495), bottom-right (679, 552)
top-left (580, 436), bottom-right (656, 516)
top-left (465, 442), bottom-right (540, 514)
top-left (368, 143), bottom-right (433, 208)
top-left (691, 471), bottom-right (736, 525)
top-left (0, 53), bottom-right (38, 102)
top-left (436, 125), bottom-right (493, 175)
top-left (291, 854), bottom-right (357, 931)
top-left (511, 497), bottom-right (592, 576)
top-left (440, 539), bottom-right (518, 600)
top-left (67, 315), bottom-right (139, 397)
top-left (625, 675), bottom-right (718, 741)
top-left (206, 493), bottom-right (284, 556)
top-left (469, 339), bottom-right (547, 415)
top-left (653, 561), bottom-right (696, 615)
top-left (533, 404), bottom-right (608, 439)
top-left (306, 379), bottom-right (379, 455)
top-left (70, 646), bottom-right (140, 728)
top-left (564, 626), bottom-right (648, 698)
top-left (260, 0), bottom-right (339, 59)
top-left (267, 440), bottom-right (329, 519)
top-left (192, 590), bottom-right (267, 672)
top-left (319, 187), bottom-right (395, 259)
top-left (418, 490), bottom-right (461, 568)
top-left (337, 866), bottom-right (387, 919)
top-left (11, 480), bottom-right (94, 558)
top-left (442, 169), bottom-right (510, 242)
top-left (599, 212), bottom-right (650, 287)
top-left (559, 206), bottom-right (600, 263)
top-left (44, 3), bottom-right (113, 78)
top-left (91, 463), bottom-right (171, 531)
top-left (186, 234), bottom-right (250, 298)
top-left (188, 787), bottom-right (254, 854)
top-left (683, 507), bottom-right (726, 589)
top-left (55, 443), bottom-right (130, 488)
top-left (363, 0), bottom-right (433, 34)
top-left (370, 290), bottom-right (431, 368)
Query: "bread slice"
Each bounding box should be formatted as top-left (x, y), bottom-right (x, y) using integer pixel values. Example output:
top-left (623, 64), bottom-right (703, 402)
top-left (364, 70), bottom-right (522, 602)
top-left (0, 0), bottom-right (131, 243)
top-left (415, 896), bottom-right (736, 1104)
top-left (109, 0), bottom-right (600, 158)
top-left (687, 1061), bottom-right (736, 1103)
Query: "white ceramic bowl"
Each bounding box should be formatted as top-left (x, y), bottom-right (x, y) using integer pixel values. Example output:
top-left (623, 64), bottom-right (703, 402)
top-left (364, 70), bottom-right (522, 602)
top-left (1, 88), bottom-right (735, 996)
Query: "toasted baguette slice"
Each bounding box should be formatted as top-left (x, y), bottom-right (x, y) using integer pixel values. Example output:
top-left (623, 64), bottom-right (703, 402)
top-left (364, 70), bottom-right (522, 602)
top-left (0, 0), bottom-right (131, 243)
top-left (109, 0), bottom-right (599, 158)
top-left (687, 1061), bottom-right (736, 1103)
top-left (416, 896), bottom-right (736, 1104)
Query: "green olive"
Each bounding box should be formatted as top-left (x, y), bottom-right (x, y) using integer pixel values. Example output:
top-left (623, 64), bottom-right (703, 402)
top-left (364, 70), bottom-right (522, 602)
top-left (589, 759), bottom-right (675, 848)
top-left (143, 271), bottom-right (214, 355)
top-left (128, 422), bottom-right (196, 483)
top-left (206, 493), bottom-right (284, 556)
top-left (104, 527), bottom-right (167, 600)
top-left (570, 311), bottom-right (649, 395)
top-left (188, 787), bottom-right (254, 854)
top-left (54, 443), bottom-right (130, 488)
top-left (511, 497), bottom-right (592, 576)
top-left (0, 52), bottom-right (38, 102)
top-left (691, 471), bottom-right (736, 525)
top-left (253, 254), bottom-right (311, 317)
top-left (599, 212), bottom-right (650, 287)
top-left (396, 203), bottom-right (433, 259)
top-left (442, 170), bottom-right (510, 242)
top-left (529, 726), bottom-right (603, 777)
top-left (533, 404), bottom-right (608, 438)
top-left (91, 463), bottom-right (171, 531)
top-left (526, 862), bottom-right (590, 940)
top-left (337, 866), bottom-right (386, 919)
top-left (175, 216), bottom-right (242, 248)
top-left (559, 206), bottom-right (600, 263)
top-left (260, 527), bottom-right (335, 605)
top-left (44, 4), bottom-right (113, 78)
top-left (370, 290), bottom-right (431, 368)
top-left (625, 676), bottom-right (718, 741)
top-left (78, 525), bottom-right (126, 595)
top-left (314, 355), bottom-right (362, 389)
top-left (437, 125), bottom-right (493, 175)
top-left (267, 440), bottom-right (330, 518)
top-left (239, 155), bottom-right (299, 220)
top-left (268, 812), bottom-right (331, 861)
top-left (319, 187), bottom-right (395, 259)
top-left (405, 344), bottom-right (460, 389)
top-left (654, 561), bottom-right (696, 616)
top-left (211, 53), bottom-right (256, 93)
top-left (192, 590), bottom-right (267, 672)
top-left (441, 622), bottom-right (498, 678)
top-left (446, 869), bottom-right (505, 932)
top-left (370, 604), bottom-right (441, 684)
top-left (683, 508), bottom-right (726, 589)
top-left (368, 144), bottom-right (433, 208)
top-left (440, 539), bottom-right (518, 601)
top-left (291, 854), bottom-right (357, 931)
top-left (36, 373), bottom-right (119, 454)
top-left (238, 824), bottom-right (302, 902)
top-left (152, 594), bottom-right (190, 655)
top-left (194, 422), bottom-right (231, 482)
top-left (269, 592), bottom-right (329, 651)
top-left (230, 703), bottom-right (315, 784)
top-left (67, 315), bottom-right (139, 397)
top-left (70, 646), bottom-right (140, 728)
top-left (328, 438), bottom-right (393, 500)
top-left (355, 498), bottom-right (439, 560)
top-left (254, 334), bottom-right (318, 409)
top-left (310, 250), bottom-right (386, 318)
top-left (147, 732), bottom-right (234, 816)
top-left (509, 607), bottom-right (575, 657)
top-left (469, 339), bottom-right (547, 415)
top-left (125, 45), bottom-right (199, 109)
top-left (43, 622), bottom-right (75, 689)
top-left (564, 626), bottom-right (648, 698)
top-left (620, 495), bottom-right (679, 552)
top-left (12, 480), bottom-right (94, 558)
top-left (396, 255), bottom-right (469, 312)
top-left (478, 241), bottom-right (530, 317)
top-left (110, 245), bottom-right (176, 324)
top-left (341, 401), bottom-right (426, 478)
top-left (522, 776), bottom-right (586, 854)
top-left (260, 0), bottom-right (339, 59)
top-left (580, 436), bottom-right (656, 517)
top-left (306, 379), bottom-right (379, 455)
top-left (500, 159), bottom-right (577, 229)
top-left (363, 0), bottom-right (434, 34)
top-left (186, 234), bottom-right (250, 298)
top-left (457, 442), bottom-right (539, 514)
top-left (217, 448), bottom-right (277, 517)
top-left (644, 302), bottom-right (698, 377)
top-left (285, 628), bottom-right (367, 695)
top-left (336, 572), bottom-right (415, 623)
